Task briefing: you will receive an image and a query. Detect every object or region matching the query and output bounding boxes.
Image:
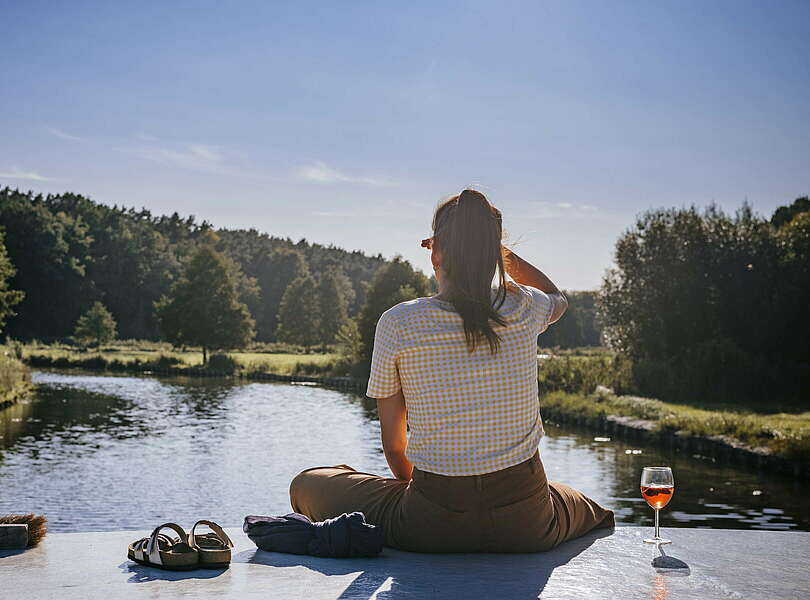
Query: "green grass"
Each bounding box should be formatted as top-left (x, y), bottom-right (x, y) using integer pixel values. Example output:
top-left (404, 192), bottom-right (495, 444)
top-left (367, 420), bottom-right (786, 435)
top-left (18, 341), bottom-right (339, 376)
top-left (18, 340), bottom-right (809, 462)
top-left (542, 388), bottom-right (810, 462)
top-left (0, 348), bottom-right (32, 406)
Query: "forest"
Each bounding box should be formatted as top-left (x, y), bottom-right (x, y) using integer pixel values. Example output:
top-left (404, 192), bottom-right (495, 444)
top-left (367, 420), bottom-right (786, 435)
top-left (2, 187), bottom-right (807, 408)
top-left (599, 196), bottom-right (809, 406)
top-left (0, 187), bottom-right (602, 358)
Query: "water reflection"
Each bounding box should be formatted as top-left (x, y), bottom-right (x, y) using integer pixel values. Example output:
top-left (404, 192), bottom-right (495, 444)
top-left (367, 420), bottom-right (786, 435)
top-left (539, 419), bottom-right (810, 532)
top-left (0, 371), bottom-right (808, 533)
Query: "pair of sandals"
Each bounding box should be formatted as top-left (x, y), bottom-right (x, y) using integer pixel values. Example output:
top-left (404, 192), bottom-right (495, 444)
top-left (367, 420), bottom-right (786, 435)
top-left (127, 520), bottom-right (233, 571)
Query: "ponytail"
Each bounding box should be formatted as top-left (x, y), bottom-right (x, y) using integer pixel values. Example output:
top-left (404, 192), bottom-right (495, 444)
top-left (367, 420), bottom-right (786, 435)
top-left (432, 189), bottom-right (508, 353)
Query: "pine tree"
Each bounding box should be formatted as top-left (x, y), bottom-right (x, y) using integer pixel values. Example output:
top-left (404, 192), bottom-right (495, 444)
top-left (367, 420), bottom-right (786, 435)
top-left (275, 275), bottom-right (321, 346)
top-left (317, 271), bottom-right (348, 347)
top-left (335, 318), bottom-right (362, 362)
top-left (74, 302), bottom-right (117, 347)
top-left (155, 233), bottom-right (255, 363)
top-left (0, 229), bottom-right (24, 334)
top-left (254, 247), bottom-right (309, 341)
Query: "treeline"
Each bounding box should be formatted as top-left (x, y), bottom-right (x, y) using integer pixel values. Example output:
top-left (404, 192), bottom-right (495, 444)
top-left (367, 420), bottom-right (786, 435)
top-left (599, 197), bottom-right (810, 406)
top-left (0, 187), bottom-right (387, 344)
top-left (0, 187), bottom-right (601, 356)
top-left (539, 291), bottom-right (601, 348)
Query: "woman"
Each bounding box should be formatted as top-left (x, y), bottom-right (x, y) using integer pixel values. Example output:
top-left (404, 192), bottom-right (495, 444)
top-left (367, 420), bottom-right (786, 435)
top-left (290, 189), bottom-right (614, 553)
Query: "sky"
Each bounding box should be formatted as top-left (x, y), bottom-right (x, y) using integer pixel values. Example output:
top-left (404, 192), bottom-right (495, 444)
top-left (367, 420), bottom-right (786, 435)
top-left (1, 1), bottom-right (808, 289)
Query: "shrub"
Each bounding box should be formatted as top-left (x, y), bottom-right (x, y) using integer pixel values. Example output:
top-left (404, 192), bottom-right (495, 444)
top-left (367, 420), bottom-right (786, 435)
top-left (205, 353), bottom-right (239, 374)
top-left (537, 353), bottom-right (632, 395)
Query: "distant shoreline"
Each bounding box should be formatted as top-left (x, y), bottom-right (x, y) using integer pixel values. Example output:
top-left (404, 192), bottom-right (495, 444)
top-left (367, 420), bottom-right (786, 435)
top-left (22, 355), bottom-right (810, 481)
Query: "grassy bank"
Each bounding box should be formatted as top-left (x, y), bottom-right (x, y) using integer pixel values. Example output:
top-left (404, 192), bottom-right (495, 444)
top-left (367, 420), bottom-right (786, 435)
top-left (0, 349), bottom-right (32, 408)
top-left (18, 340), bottom-right (339, 377)
top-left (542, 388), bottom-right (810, 463)
top-left (536, 350), bottom-right (810, 463)
top-left (18, 340), bottom-right (810, 464)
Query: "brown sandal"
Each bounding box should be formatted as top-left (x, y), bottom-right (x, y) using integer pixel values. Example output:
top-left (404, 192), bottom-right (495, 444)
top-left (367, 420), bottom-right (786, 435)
top-left (127, 523), bottom-right (199, 571)
top-left (189, 520), bottom-right (233, 569)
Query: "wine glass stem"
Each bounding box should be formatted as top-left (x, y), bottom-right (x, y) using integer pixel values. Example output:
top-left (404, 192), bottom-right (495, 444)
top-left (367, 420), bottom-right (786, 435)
top-left (654, 508), bottom-right (660, 539)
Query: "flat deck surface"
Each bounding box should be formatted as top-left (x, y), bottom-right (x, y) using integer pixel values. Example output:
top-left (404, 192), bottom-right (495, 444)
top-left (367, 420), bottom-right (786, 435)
top-left (1, 526), bottom-right (808, 599)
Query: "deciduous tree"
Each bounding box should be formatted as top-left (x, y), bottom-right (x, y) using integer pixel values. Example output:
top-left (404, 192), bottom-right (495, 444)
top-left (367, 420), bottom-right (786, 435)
top-left (155, 233), bottom-right (255, 363)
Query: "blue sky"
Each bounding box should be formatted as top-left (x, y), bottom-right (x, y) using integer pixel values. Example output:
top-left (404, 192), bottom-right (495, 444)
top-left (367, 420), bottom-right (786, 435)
top-left (2, 1), bottom-right (808, 289)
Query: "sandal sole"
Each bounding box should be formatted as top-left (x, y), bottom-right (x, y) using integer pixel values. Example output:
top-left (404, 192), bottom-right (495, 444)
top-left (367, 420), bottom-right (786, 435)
top-left (128, 554), bottom-right (199, 571)
top-left (199, 562), bottom-right (230, 569)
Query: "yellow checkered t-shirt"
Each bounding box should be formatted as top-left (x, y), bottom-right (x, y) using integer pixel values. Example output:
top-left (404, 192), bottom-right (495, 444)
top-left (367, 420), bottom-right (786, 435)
top-left (366, 280), bottom-right (557, 476)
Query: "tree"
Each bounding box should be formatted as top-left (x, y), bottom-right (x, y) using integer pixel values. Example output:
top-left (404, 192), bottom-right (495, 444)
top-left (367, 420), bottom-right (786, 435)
top-left (357, 257), bottom-right (431, 367)
top-left (275, 275), bottom-right (321, 346)
top-left (597, 202), bottom-right (806, 406)
top-left (335, 318), bottom-right (362, 362)
top-left (0, 187), bottom-right (389, 342)
top-left (0, 229), bottom-right (24, 334)
top-left (155, 233), bottom-right (255, 363)
top-left (540, 291), bottom-right (602, 348)
top-left (771, 196), bottom-right (810, 229)
top-left (74, 302), bottom-right (117, 347)
top-left (317, 270), bottom-right (349, 347)
top-left (0, 188), bottom-right (94, 340)
top-left (254, 247), bottom-right (309, 341)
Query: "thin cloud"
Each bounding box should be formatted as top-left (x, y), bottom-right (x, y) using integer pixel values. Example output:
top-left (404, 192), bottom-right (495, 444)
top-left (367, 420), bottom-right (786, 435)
top-left (0, 167), bottom-right (51, 181)
top-left (45, 127), bottom-right (83, 142)
top-left (125, 138), bottom-right (226, 172)
top-left (295, 161), bottom-right (393, 187)
top-left (121, 136), bottom-right (279, 182)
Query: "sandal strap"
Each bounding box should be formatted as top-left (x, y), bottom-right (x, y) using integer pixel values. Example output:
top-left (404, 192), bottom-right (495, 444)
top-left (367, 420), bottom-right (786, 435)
top-left (131, 533), bottom-right (175, 562)
top-left (146, 523), bottom-right (188, 564)
top-left (189, 520), bottom-right (233, 550)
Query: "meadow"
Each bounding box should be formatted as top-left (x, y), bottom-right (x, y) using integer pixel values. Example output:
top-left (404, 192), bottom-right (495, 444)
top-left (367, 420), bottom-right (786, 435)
top-left (14, 340), bottom-right (339, 377)
top-left (0, 351), bottom-right (31, 407)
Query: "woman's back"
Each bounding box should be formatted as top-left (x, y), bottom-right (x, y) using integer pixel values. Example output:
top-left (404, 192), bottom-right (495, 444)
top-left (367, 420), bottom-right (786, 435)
top-left (290, 189), bottom-right (613, 554)
top-left (367, 280), bottom-right (558, 476)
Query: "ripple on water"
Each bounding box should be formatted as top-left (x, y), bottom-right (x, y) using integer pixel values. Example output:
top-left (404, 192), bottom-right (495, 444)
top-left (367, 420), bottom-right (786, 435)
top-left (0, 371), bottom-right (808, 533)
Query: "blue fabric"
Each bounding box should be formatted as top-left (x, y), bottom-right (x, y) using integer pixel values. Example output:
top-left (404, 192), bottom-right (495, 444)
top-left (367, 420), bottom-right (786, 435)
top-left (243, 512), bottom-right (384, 558)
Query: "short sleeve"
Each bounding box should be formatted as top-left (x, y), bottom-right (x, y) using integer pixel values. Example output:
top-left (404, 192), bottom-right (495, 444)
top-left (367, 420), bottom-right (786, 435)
top-left (366, 310), bottom-right (402, 398)
top-left (523, 284), bottom-right (557, 335)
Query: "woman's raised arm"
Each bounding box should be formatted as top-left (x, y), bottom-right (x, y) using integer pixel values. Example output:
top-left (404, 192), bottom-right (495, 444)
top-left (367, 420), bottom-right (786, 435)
top-left (502, 247), bottom-right (568, 324)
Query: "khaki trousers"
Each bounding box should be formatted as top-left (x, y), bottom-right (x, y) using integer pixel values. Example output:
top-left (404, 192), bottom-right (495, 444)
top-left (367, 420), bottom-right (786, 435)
top-left (289, 451), bottom-right (614, 553)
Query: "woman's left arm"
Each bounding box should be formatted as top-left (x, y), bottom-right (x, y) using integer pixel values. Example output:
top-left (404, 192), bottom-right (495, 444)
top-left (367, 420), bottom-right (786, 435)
top-left (377, 389), bottom-right (414, 481)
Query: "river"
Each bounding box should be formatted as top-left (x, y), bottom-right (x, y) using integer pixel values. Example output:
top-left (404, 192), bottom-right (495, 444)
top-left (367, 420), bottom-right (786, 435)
top-left (1, 371), bottom-right (808, 533)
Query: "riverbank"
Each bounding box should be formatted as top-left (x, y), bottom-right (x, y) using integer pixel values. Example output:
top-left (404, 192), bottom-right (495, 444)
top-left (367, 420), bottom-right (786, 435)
top-left (0, 351), bottom-right (32, 409)
top-left (19, 340), bottom-right (338, 377)
top-left (542, 388), bottom-right (810, 477)
top-left (17, 342), bottom-right (810, 477)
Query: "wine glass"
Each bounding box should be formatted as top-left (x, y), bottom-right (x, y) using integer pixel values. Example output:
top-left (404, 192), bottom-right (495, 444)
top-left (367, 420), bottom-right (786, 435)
top-left (640, 466), bottom-right (674, 544)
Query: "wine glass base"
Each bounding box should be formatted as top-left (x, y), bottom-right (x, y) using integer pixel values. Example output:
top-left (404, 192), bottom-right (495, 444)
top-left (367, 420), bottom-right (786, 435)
top-left (644, 538), bottom-right (672, 545)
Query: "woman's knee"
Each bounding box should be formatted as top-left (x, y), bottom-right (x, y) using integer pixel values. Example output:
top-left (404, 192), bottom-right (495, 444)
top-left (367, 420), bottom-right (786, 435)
top-left (289, 465), bottom-right (355, 513)
top-left (289, 468), bottom-right (324, 510)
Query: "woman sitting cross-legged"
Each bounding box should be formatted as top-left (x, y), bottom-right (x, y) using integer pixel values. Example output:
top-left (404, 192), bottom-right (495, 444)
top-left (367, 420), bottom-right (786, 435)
top-left (289, 189), bottom-right (614, 553)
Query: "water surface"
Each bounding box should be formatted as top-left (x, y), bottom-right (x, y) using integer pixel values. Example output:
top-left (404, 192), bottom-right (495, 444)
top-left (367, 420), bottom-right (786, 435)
top-left (1, 371), bottom-right (807, 533)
